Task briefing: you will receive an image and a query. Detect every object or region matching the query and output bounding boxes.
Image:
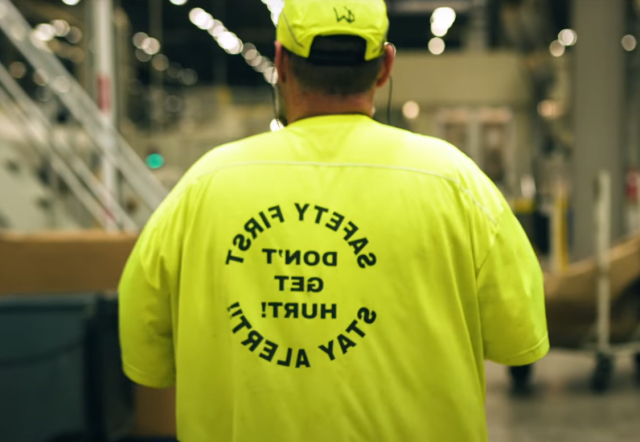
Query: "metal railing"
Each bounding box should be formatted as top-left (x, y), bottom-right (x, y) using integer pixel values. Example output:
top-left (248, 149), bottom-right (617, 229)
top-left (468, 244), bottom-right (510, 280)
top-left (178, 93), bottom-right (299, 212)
top-left (0, 64), bottom-right (138, 230)
top-left (0, 0), bottom-right (167, 230)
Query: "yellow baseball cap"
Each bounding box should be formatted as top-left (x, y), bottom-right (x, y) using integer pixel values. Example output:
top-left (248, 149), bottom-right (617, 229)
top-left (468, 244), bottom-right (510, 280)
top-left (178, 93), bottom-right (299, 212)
top-left (277, 0), bottom-right (389, 62)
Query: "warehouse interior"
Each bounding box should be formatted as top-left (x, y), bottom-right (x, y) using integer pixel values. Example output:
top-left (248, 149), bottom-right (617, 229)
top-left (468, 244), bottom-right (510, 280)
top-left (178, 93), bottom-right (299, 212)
top-left (1, 0), bottom-right (640, 441)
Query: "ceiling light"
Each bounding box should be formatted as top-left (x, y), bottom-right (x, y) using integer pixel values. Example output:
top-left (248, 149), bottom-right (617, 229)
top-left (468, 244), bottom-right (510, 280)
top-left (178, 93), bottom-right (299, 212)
top-left (9, 61), bottom-right (26, 79)
top-left (209, 25), bottom-right (226, 38)
top-left (255, 58), bottom-right (271, 73)
top-left (244, 48), bottom-right (258, 61)
top-left (189, 8), bottom-right (206, 24)
top-left (198, 15), bottom-right (214, 30)
top-left (217, 31), bottom-right (240, 51)
top-left (428, 37), bottom-right (445, 55)
top-left (189, 6), bottom-right (276, 85)
top-left (402, 101), bottom-right (420, 120)
top-left (227, 42), bottom-right (244, 55)
top-left (34, 23), bottom-right (55, 42)
top-left (141, 37), bottom-right (161, 55)
top-left (207, 20), bottom-right (223, 36)
top-left (549, 40), bottom-right (565, 57)
top-left (133, 32), bottom-right (148, 48)
top-left (432, 7), bottom-right (456, 29)
top-left (135, 49), bottom-right (152, 62)
top-left (248, 55), bottom-right (263, 67)
top-left (152, 54), bottom-right (169, 71)
top-left (190, 8), bottom-right (213, 29)
top-left (537, 100), bottom-right (561, 119)
top-left (431, 22), bottom-right (448, 38)
top-left (558, 29), bottom-right (577, 47)
top-left (62, 0), bottom-right (81, 5)
top-left (242, 43), bottom-right (256, 56)
top-left (51, 20), bottom-right (70, 37)
top-left (622, 35), bottom-right (637, 52)
top-left (66, 26), bottom-right (82, 44)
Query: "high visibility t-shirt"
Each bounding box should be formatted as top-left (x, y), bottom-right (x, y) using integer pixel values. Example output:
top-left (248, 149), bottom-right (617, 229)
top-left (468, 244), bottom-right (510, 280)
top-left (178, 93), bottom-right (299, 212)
top-left (119, 114), bottom-right (548, 442)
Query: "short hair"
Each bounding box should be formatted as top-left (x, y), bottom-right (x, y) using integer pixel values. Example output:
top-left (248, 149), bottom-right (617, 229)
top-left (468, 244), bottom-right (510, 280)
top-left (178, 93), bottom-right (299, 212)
top-left (285, 35), bottom-right (384, 96)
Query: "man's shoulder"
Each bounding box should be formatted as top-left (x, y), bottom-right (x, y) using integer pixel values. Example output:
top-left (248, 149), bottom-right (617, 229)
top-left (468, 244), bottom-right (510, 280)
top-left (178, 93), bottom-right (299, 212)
top-left (377, 126), bottom-right (506, 223)
top-left (365, 124), bottom-right (477, 178)
top-left (181, 131), bottom-right (284, 184)
top-left (398, 130), bottom-right (468, 164)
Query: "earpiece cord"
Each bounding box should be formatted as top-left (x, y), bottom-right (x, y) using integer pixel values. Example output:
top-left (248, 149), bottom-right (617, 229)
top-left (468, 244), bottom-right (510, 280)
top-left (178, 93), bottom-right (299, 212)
top-left (270, 67), bottom-right (286, 129)
top-left (271, 84), bottom-right (281, 129)
top-left (387, 76), bottom-right (393, 126)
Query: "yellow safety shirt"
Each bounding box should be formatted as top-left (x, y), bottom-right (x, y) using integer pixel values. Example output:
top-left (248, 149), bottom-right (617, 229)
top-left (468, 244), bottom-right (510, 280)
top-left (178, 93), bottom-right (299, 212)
top-left (120, 114), bottom-right (548, 442)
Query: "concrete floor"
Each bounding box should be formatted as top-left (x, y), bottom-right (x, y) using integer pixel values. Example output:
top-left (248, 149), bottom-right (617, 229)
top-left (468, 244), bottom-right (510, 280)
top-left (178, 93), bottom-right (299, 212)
top-left (485, 351), bottom-right (640, 442)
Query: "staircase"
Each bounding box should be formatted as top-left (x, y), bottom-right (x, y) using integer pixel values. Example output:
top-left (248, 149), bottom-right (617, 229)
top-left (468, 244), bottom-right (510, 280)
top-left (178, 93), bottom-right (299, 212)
top-left (0, 140), bottom-right (66, 231)
top-left (0, 0), bottom-right (167, 232)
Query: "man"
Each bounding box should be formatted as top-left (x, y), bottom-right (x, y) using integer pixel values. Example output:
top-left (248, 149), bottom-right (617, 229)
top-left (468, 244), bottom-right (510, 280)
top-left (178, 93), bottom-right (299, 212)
top-left (119, 0), bottom-right (549, 441)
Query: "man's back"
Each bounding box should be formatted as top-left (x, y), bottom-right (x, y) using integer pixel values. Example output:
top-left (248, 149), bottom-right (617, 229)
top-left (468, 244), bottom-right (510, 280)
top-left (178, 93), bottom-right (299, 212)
top-left (120, 115), bottom-right (548, 442)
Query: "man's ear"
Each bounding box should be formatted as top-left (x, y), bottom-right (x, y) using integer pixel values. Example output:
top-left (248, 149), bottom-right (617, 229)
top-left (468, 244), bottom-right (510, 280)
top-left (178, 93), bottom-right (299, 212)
top-left (376, 43), bottom-right (396, 88)
top-left (275, 41), bottom-right (287, 83)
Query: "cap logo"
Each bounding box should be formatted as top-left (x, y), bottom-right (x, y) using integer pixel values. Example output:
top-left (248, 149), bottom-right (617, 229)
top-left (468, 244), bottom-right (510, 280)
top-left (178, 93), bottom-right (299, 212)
top-left (334, 6), bottom-right (355, 23)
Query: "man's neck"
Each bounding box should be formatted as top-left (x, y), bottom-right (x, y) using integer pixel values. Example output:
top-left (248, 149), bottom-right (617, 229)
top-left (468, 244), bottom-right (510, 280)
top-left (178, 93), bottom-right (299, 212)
top-left (287, 92), bottom-right (375, 124)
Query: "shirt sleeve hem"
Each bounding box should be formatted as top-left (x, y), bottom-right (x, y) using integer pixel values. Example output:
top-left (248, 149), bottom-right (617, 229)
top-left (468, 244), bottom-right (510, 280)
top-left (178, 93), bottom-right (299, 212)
top-left (488, 333), bottom-right (550, 367)
top-left (123, 362), bottom-right (175, 389)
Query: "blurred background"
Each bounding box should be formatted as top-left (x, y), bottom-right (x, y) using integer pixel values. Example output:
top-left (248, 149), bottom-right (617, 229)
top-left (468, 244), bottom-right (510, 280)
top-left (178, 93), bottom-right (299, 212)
top-left (1, 0), bottom-right (640, 441)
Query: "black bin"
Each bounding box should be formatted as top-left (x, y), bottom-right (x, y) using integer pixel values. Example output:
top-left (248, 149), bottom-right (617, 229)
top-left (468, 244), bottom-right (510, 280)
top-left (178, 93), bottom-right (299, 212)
top-left (0, 294), bottom-right (133, 442)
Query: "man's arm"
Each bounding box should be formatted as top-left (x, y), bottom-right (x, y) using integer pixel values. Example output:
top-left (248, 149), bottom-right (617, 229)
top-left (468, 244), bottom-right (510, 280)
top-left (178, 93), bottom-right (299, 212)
top-left (119, 234), bottom-right (176, 388)
top-left (477, 207), bottom-right (549, 366)
top-left (118, 177), bottom-right (193, 388)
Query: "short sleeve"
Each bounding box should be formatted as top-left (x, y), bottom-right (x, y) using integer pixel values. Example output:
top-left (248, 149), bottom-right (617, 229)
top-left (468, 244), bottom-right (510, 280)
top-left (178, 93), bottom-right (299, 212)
top-left (478, 210), bottom-right (549, 366)
top-left (118, 190), bottom-right (189, 389)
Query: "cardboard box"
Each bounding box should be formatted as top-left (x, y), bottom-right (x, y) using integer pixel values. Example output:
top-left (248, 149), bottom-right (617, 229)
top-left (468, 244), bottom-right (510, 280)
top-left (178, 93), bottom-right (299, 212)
top-left (0, 230), bottom-right (137, 296)
top-left (131, 386), bottom-right (176, 437)
top-left (0, 231), bottom-right (178, 436)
